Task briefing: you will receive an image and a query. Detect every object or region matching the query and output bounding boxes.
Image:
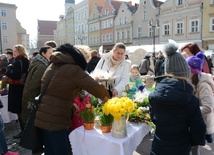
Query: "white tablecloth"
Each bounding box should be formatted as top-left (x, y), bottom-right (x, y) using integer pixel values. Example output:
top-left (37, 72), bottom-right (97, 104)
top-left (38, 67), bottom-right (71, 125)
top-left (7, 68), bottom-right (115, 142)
top-left (69, 122), bottom-right (152, 155)
top-left (0, 95), bottom-right (18, 123)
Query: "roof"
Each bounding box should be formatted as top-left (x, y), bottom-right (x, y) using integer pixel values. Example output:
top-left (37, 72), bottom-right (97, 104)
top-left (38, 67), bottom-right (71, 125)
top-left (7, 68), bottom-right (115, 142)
top-left (37, 20), bottom-right (57, 35)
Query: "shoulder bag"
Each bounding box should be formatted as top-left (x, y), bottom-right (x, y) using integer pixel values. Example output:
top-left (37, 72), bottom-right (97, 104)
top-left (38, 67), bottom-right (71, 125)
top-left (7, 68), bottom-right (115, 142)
top-left (19, 68), bottom-right (59, 150)
top-left (2, 60), bottom-right (27, 85)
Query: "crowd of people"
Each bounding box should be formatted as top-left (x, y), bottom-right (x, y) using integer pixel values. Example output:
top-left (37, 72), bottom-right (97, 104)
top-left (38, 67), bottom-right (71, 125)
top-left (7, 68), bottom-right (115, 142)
top-left (0, 40), bottom-right (213, 155)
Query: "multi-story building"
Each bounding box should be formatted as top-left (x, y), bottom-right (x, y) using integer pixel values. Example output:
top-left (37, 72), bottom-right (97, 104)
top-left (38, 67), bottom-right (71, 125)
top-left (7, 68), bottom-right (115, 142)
top-left (37, 20), bottom-right (57, 50)
top-left (0, 3), bottom-right (18, 53)
top-left (114, 1), bottom-right (138, 46)
top-left (159, 0), bottom-right (203, 47)
top-left (73, 0), bottom-right (88, 45)
top-left (16, 20), bottom-right (30, 52)
top-left (55, 0), bottom-right (75, 46)
top-left (88, 2), bottom-right (102, 50)
top-left (202, 0), bottom-right (214, 50)
top-left (65, 6), bottom-right (75, 45)
top-left (132, 0), bottom-right (162, 46)
top-left (100, 0), bottom-right (122, 50)
top-left (55, 15), bottom-right (66, 46)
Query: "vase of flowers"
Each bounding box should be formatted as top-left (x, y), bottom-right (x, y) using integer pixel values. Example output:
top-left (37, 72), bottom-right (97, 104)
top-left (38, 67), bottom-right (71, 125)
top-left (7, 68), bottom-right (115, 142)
top-left (80, 107), bottom-right (95, 130)
top-left (103, 97), bottom-right (136, 138)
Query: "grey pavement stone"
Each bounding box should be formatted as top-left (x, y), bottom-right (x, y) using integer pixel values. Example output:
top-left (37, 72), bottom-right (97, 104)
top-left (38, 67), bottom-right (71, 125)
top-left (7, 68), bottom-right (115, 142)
top-left (4, 121), bottom-right (214, 155)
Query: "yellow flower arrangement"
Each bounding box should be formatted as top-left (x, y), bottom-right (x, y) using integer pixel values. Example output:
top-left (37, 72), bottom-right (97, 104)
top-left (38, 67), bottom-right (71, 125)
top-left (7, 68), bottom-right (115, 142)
top-left (102, 97), bottom-right (137, 121)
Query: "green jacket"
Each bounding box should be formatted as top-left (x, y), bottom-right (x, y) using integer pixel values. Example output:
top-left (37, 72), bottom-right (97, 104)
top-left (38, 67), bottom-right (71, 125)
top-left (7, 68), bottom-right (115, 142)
top-left (35, 52), bottom-right (109, 131)
top-left (22, 54), bottom-right (49, 125)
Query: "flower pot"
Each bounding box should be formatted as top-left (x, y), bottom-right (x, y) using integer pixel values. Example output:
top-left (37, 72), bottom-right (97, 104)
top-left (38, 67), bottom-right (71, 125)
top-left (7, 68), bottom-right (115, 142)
top-left (112, 116), bottom-right (127, 138)
top-left (83, 122), bottom-right (94, 130)
top-left (100, 125), bottom-right (112, 133)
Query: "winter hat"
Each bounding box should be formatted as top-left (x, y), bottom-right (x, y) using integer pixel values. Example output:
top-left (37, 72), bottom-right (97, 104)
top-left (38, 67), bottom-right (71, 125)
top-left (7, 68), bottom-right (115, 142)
top-left (186, 52), bottom-right (204, 74)
top-left (56, 43), bottom-right (87, 71)
top-left (163, 40), bottom-right (190, 79)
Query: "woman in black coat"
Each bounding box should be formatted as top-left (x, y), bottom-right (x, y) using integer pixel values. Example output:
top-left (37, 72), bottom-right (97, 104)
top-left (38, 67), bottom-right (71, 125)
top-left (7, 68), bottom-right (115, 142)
top-left (5, 44), bottom-right (29, 138)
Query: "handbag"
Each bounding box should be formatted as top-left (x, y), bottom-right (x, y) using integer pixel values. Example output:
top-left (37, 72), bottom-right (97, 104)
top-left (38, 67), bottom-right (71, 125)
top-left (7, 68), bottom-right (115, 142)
top-left (2, 74), bottom-right (26, 85)
top-left (19, 68), bottom-right (59, 150)
top-left (2, 60), bottom-right (27, 85)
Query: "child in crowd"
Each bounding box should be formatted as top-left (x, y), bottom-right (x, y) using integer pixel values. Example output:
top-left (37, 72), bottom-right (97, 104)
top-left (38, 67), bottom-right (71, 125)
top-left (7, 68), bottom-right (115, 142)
top-left (126, 64), bottom-right (143, 99)
top-left (70, 90), bottom-right (92, 131)
top-left (187, 52), bottom-right (214, 155)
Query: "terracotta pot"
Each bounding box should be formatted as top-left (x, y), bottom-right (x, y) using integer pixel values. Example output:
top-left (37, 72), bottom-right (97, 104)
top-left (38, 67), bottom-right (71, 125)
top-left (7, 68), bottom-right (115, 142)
top-left (100, 125), bottom-right (112, 133)
top-left (83, 122), bottom-right (94, 130)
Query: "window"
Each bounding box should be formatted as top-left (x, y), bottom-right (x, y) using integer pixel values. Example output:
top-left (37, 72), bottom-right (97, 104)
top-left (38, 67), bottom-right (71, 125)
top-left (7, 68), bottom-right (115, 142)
top-left (137, 27), bottom-right (142, 38)
top-left (1, 9), bottom-right (6, 17)
top-left (210, 17), bottom-right (214, 32)
top-left (106, 34), bottom-right (109, 42)
top-left (105, 21), bottom-right (108, 28)
top-left (97, 36), bottom-right (99, 43)
top-left (109, 34), bottom-right (113, 42)
top-left (149, 27), bottom-right (152, 37)
top-left (124, 17), bottom-right (127, 24)
top-left (102, 35), bottom-right (106, 43)
top-left (122, 31), bottom-right (125, 39)
top-left (176, 22), bottom-right (183, 34)
top-left (127, 30), bottom-right (130, 39)
top-left (143, 11), bottom-right (147, 20)
top-left (93, 14), bottom-right (95, 19)
top-left (190, 20), bottom-right (199, 33)
top-left (117, 32), bottom-right (120, 40)
top-left (119, 18), bottom-right (122, 25)
top-left (105, 9), bottom-right (109, 15)
top-left (143, 0), bottom-right (146, 5)
top-left (164, 24), bottom-right (170, 35)
top-left (109, 20), bottom-right (113, 27)
top-left (1, 22), bottom-right (7, 30)
top-left (177, 0), bottom-right (183, 5)
top-left (3, 36), bottom-right (7, 43)
top-left (102, 21), bottom-right (105, 29)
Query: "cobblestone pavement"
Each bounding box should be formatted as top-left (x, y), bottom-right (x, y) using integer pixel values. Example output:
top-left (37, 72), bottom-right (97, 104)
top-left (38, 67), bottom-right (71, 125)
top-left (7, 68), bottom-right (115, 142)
top-left (4, 121), bottom-right (214, 155)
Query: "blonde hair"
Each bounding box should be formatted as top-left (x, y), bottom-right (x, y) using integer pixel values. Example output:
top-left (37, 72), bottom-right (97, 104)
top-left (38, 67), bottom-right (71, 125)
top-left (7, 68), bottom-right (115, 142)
top-left (74, 45), bottom-right (91, 62)
top-left (14, 44), bottom-right (29, 59)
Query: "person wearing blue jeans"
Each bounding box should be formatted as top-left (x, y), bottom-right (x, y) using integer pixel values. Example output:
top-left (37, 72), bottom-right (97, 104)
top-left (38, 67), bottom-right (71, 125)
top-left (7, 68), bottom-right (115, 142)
top-left (0, 112), bottom-right (19, 155)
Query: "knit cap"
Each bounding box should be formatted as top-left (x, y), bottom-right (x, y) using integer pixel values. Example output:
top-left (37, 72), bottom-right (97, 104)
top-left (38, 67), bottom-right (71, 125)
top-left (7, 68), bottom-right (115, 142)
top-left (186, 52), bottom-right (204, 74)
top-left (163, 41), bottom-right (190, 79)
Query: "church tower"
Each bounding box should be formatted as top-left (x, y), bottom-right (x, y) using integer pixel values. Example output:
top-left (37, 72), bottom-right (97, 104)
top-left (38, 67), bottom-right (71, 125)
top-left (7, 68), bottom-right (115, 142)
top-left (65, 0), bottom-right (75, 13)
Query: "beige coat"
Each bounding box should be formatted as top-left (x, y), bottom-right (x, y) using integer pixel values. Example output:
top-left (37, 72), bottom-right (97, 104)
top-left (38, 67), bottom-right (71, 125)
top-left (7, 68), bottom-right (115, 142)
top-left (194, 73), bottom-right (214, 134)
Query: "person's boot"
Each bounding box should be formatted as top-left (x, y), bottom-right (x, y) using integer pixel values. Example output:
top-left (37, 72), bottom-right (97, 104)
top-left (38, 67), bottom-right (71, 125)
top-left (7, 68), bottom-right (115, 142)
top-left (206, 134), bottom-right (213, 143)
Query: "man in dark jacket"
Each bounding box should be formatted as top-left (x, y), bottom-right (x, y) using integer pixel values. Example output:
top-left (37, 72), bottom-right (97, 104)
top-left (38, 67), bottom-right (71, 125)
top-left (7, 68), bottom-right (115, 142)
top-left (86, 50), bottom-right (100, 73)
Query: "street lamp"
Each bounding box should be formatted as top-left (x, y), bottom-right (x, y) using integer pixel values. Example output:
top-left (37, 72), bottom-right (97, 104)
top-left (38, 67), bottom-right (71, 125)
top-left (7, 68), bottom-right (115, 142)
top-left (148, 18), bottom-right (159, 65)
top-left (0, 20), bottom-right (2, 54)
top-left (78, 35), bottom-right (85, 45)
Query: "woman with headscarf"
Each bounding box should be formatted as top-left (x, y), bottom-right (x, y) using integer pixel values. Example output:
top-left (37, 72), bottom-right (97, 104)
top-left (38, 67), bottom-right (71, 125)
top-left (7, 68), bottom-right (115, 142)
top-left (34, 43), bottom-right (109, 155)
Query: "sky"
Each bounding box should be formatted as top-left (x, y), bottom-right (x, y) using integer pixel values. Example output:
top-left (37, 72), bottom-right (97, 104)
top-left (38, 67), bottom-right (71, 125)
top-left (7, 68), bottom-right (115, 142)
top-left (0, 0), bottom-right (162, 42)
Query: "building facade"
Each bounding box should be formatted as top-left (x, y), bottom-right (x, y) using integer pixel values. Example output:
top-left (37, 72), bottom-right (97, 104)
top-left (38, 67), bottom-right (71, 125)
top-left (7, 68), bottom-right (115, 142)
top-left (159, 0), bottom-right (203, 47)
top-left (0, 3), bottom-right (18, 53)
top-left (202, 0), bottom-right (214, 50)
top-left (114, 2), bottom-right (138, 46)
top-left (73, 0), bottom-right (88, 45)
